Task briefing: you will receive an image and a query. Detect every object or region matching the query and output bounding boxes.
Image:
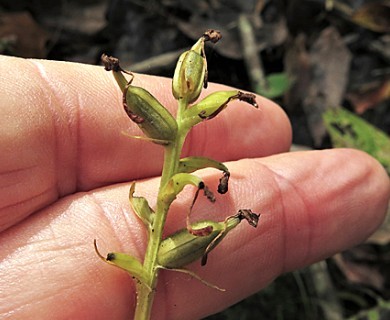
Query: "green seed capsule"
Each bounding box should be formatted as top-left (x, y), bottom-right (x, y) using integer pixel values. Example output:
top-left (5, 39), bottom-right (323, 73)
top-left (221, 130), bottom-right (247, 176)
top-left (157, 220), bottom-right (230, 268)
top-left (124, 85), bottom-right (178, 144)
top-left (172, 40), bottom-right (206, 103)
top-left (101, 54), bottom-right (178, 145)
top-left (182, 90), bottom-right (258, 128)
top-left (172, 30), bottom-right (222, 104)
top-left (157, 209), bottom-right (259, 268)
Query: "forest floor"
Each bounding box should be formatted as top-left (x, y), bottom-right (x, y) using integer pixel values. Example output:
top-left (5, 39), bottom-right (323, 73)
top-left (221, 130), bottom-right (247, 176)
top-left (1, 1), bottom-right (389, 319)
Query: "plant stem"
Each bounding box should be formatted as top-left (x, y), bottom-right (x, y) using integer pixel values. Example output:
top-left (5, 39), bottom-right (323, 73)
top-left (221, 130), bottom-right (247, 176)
top-left (133, 99), bottom-right (188, 320)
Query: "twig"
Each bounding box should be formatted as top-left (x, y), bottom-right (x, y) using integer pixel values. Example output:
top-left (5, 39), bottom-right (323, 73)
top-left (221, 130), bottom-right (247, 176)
top-left (237, 14), bottom-right (268, 92)
top-left (123, 48), bottom-right (188, 73)
top-left (309, 261), bottom-right (344, 320)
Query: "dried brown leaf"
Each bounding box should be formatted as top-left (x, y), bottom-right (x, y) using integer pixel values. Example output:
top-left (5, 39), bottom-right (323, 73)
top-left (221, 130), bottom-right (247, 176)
top-left (352, 1), bottom-right (390, 33)
top-left (367, 205), bottom-right (390, 245)
top-left (294, 27), bottom-right (352, 146)
top-left (0, 11), bottom-right (48, 58)
top-left (284, 34), bottom-right (311, 111)
top-left (334, 251), bottom-right (385, 292)
top-left (347, 79), bottom-right (390, 114)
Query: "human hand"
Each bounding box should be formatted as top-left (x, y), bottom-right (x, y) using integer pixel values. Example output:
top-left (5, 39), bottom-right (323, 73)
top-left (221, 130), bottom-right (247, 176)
top-left (0, 55), bottom-right (388, 319)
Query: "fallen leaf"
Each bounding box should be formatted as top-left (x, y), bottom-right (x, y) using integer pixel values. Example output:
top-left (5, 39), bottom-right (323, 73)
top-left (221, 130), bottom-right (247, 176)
top-left (333, 245), bottom-right (387, 294)
top-left (284, 34), bottom-right (311, 111)
top-left (351, 1), bottom-right (390, 33)
top-left (367, 207), bottom-right (390, 245)
top-left (347, 79), bottom-right (390, 114)
top-left (0, 11), bottom-right (48, 58)
top-left (303, 27), bottom-right (351, 146)
top-left (323, 107), bottom-right (390, 174)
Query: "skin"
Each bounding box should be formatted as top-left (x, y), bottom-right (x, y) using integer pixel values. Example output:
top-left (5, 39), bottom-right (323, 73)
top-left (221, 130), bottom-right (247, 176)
top-left (0, 55), bottom-right (389, 320)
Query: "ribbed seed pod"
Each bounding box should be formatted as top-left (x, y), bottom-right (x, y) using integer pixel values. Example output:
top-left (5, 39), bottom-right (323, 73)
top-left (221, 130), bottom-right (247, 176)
top-left (157, 209), bottom-right (260, 268)
top-left (101, 54), bottom-right (178, 145)
top-left (172, 30), bottom-right (222, 104)
top-left (172, 38), bottom-right (206, 103)
top-left (157, 220), bottom-right (230, 268)
top-left (124, 85), bottom-right (178, 144)
top-left (182, 90), bottom-right (258, 128)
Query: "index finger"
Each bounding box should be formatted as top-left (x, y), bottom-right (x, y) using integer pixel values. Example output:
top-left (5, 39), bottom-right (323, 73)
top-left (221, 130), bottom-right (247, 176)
top-left (0, 55), bottom-right (291, 230)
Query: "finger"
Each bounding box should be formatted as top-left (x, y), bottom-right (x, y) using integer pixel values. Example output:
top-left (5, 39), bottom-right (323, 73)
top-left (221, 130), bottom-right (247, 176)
top-left (0, 149), bottom-right (388, 319)
top-left (0, 55), bottom-right (291, 230)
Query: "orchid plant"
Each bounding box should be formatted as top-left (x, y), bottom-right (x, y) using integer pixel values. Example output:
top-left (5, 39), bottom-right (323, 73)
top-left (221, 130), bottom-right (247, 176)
top-left (96, 30), bottom-right (260, 320)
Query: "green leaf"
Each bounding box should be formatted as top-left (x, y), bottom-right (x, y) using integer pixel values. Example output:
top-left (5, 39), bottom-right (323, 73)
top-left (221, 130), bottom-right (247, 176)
top-left (323, 108), bottom-right (390, 174)
top-left (256, 72), bottom-right (290, 99)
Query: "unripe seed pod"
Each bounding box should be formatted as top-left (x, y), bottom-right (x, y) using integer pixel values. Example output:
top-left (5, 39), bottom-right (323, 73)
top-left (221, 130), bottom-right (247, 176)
top-left (101, 54), bottom-right (178, 145)
top-left (157, 220), bottom-right (231, 269)
top-left (157, 210), bottom-right (259, 268)
top-left (124, 85), bottom-right (178, 144)
top-left (172, 40), bottom-right (206, 103)
top-left (183, 90), bottom-right (258, 128)
top-left (172, 30), bottom-right (222, 104)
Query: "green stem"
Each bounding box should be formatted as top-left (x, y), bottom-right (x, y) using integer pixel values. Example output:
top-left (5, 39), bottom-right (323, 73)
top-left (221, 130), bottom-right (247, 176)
top-left (133, 99), bottom-right (188, 320)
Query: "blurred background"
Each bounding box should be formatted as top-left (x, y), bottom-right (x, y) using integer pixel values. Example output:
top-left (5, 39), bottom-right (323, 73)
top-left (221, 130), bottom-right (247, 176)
top-left (0, 0), bottom-right (389, 319)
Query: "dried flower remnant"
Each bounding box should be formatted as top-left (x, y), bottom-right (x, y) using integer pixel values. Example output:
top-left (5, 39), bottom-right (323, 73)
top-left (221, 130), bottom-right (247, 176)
top-left (218, 171), bottom-right (230, 194)
top-left (203, 29), bottom-right (223, 43)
